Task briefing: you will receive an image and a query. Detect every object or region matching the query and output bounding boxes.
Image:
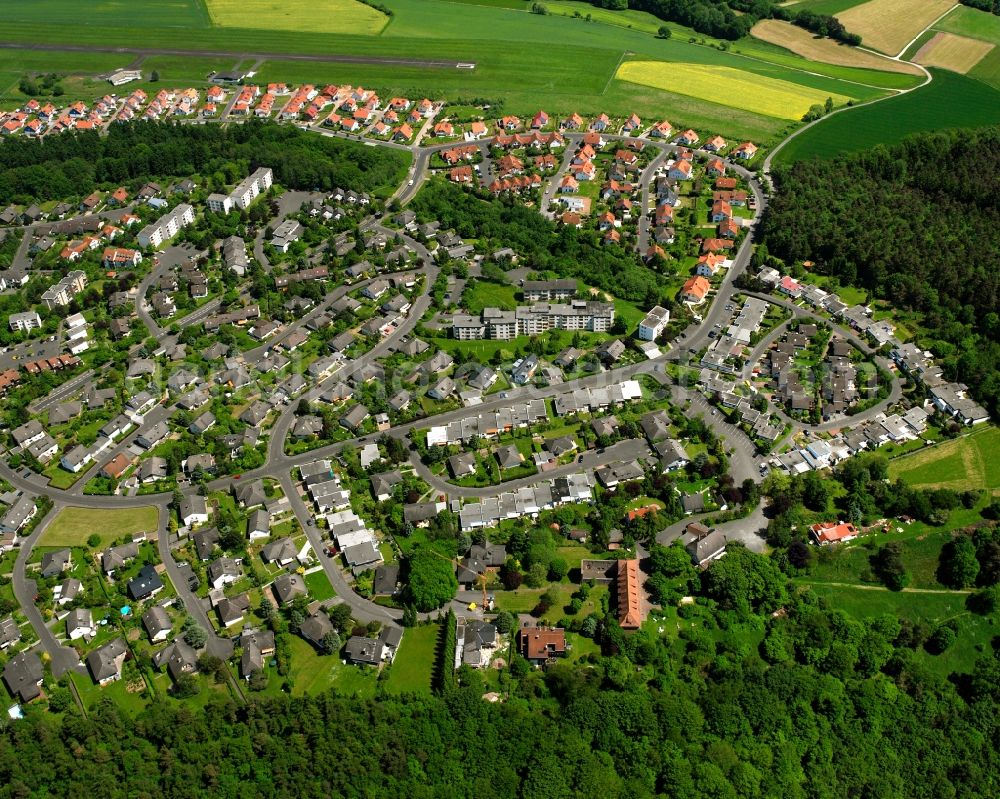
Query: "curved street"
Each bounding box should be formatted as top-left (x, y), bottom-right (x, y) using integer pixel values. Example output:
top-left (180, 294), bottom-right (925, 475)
top-left (3, 105), bottom-right (918, 641)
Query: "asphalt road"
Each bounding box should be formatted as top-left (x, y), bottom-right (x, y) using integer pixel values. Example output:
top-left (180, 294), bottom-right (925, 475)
top-left (12, 503), bottom-right (86, 678)
top-left (0, 122), bottom-right (831, 640)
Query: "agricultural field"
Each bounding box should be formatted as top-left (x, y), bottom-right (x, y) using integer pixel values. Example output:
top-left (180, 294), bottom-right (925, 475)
top-left (1, 0), bottom-right (210, 28)
top-left (888, 427), bottom-right (1000, 493)
top-left (38, 506), bottom-right (160, 550)
top-left (206, 0), bottom-right (388, 35)
top-left (925, 4), bottom-right (1000, 89)
top-left (617, 60), bottom-right (851, 120)
top-left (750, 19), bottom-right (922, 75)
top-left (914, 31), bottom-right (993, 73)
top-left (780, 0), bottom-right (872, 14)
top-left (775, 69), bottom-right (1000, 162)
top-left (836, 0), bottom-right (957, 56)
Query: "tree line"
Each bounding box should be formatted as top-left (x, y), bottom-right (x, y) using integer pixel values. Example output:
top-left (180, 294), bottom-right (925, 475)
top-left (0, 119), bottom-right (408, 205)
top-left (761, 127), bottom-right (1000, 418)
top-left (3, 539), bottom-right (1000, 796)
top-left (588, 0), bottom-right (861, 44)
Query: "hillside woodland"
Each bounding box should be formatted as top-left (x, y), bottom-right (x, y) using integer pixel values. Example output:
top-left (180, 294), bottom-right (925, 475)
top-left (761, 127), bottom-right (1000, 417)
top-left (2, 542), bottom-right (1000, 798)
top-left (0, 120), bottom-right (408, 204)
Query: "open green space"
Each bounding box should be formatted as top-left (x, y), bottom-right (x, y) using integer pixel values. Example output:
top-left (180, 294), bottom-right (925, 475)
top-left (932, 4), bottom-right (1000, 43)
top-left (2, 0), bottom-right (211, 28)
top-left (888, 426), bottom-right (1000, 494)
top-left (207, 0), bottom-right (388, 35)
top-left (303, 569), bottom-right (337, 602)
top-left (929, 5), bottom-right (1000, 90)
top-left (70, 671), bottom-right (151, 717)
top-left (802, 520), bottom-right (982, 590)
top-left (39, 506), bottom-right (159, 550)
top-left (285, 634), bottom-right (378, 697)
top-left (775, 69), bottom-right (1000, 163)
top-left (801, 582), bottom-right (991, 676)
top-left (383, 622), bottom-right (438, 694)
top-left (462, 281), bottom-right (518, 314)
top-left (780, 0), bottom-right (873, 14)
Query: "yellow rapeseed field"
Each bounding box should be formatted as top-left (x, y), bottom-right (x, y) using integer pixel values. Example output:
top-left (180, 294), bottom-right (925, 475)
top-left (837, 0), bottom-right (957, 56)
top-left (207, 0), bottom-right (388, 35)
top-left (616, 61), bottom-right (851, 120)
top-left (914, 31), bottom-right (994, 73)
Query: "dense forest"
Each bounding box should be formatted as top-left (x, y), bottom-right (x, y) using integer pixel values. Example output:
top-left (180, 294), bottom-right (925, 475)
top-left (589, 0), bottom-right (860, 44)
top-left (411, 181), bottom-right (675, 307)
top-left (0, 120), bottom-right (409, 204)
top-left (761, 127), bottom-right (1000, 416)
top-left (960, 0), bottom-right (1000, 16)
top-left (3, 541), bottom-right (1000, 798)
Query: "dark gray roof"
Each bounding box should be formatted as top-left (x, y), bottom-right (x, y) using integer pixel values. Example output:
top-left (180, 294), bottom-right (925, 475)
top-left (142, 606), bottom-right (172, 638)
top-left (373, 564), bottom-right (400, 595)
top-left (344, 635), bottom-right (381, 665)
top-left (273, 573), bottom-right (307, 605)
top-left (300, 611), bottom-right (334, 647)
top-left (127, 564), bottom-right (163, 600)
top-left (3, 651), bottom-right (43, 702)
top-left (40, 548), bottom-right (72, 578)
top-left (86, 637), bottom-right (127, 682)
top-left (192, 527), bottom-right (220, 561)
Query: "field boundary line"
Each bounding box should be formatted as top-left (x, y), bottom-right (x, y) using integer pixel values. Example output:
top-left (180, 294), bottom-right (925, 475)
top-left (894, 2), bottom-right (960, 58)
top-left (602, 48), bottom-right (629, 95)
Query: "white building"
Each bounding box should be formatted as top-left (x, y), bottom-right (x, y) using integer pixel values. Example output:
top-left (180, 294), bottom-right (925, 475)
top-left (638, 306), bottom-right (670, 341)
top-left (137, 203), bottom-right (195, 249)
top-left (209, 167), bottom-right (273, 214)
top-left (8, 311), bottom-right (41, 332)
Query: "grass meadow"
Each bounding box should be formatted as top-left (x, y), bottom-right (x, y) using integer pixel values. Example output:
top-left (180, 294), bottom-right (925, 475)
top-left (383, 622), bottom-right (439, 694)
top-left (888, 426), bottom-right (1000, 494)
top-left (930, 4), bottom-right (1000, 89)
top-left (1, 0), bottom-right (210, 28)
top-left (207, 0), bottom-right (388, 35)
top-left (39, 506), bottom-right (160, 550)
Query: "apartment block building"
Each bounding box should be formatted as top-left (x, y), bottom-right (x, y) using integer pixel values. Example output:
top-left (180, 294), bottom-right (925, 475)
top-left (137, 203), bottom-right (195, 249)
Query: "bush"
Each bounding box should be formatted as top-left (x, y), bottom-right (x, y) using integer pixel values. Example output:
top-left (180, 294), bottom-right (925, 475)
top-left (926, 625), bottom-right (957, 654)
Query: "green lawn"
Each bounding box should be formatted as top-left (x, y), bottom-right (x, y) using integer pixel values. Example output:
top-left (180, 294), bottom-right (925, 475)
top-left (383, 621), bottom-right (439, 694)
top-left (463, 281), bottom-right (518, 314)
top-left (888, 426), bottom-right (1000, 494)
top-left (42, 463), bottom-right (85, 491)
top-left (285, 634), bottom-right (378, 697)
top-left (70, 671), bottom-right (151, 717)
top-left (303, 569), bottom-right (337, 602)
top-left (39, 506), bottom-right (159, 550)
top-left (776, 70), bottom-right (1000, 163)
